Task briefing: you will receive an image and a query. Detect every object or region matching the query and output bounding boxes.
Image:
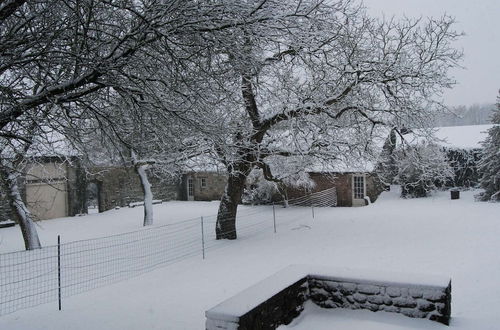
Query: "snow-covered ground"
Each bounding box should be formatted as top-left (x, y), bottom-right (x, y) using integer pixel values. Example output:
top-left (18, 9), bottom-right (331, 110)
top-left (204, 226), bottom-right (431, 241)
top-left (279, 301), bottom-right (446, 330)
top-left (0, 188), bottom-right (499, 329)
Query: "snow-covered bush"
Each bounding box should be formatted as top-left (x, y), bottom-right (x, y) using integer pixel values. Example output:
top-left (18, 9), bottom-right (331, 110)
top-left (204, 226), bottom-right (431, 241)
top-left (242, 170), bottom-right (278, 205)
top-left (477, 95), bottom-right (500, 202)
top-left (242, 166), bottom-right (316, 205)
top-left (394, 143), bottom-right (454, 198)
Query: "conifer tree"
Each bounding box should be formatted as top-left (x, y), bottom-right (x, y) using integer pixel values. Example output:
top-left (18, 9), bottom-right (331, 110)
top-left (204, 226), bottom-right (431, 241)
top-left (478, 93), bottom-right (500, 201)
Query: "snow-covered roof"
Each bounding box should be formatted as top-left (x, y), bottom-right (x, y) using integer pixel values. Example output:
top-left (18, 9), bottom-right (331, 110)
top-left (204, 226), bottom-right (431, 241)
top-left (432, 124), bottom-right (492, 149)
top-left (305, 129), bottom-right (390, 173)
top-left (305, 155), bottom-right (377, 173)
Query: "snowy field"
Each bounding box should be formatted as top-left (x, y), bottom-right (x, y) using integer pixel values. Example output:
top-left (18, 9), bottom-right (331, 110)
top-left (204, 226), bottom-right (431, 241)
top-left (0, 188), bottom-right (499, 329)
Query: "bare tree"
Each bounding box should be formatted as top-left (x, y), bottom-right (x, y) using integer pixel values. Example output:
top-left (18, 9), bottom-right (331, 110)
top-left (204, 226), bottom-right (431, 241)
top-left (0, 0), bottom-right (229, 247)
top-left (0, 0), bottom-right (169, 248)
top-left (175, 0), bottom-right (463, 239)
top-left (0, 120), bottom-right (42, 250)
top-left (88, 91), bottom-right (209, 227)
top-left (1, 0), bottom-right (463, 247)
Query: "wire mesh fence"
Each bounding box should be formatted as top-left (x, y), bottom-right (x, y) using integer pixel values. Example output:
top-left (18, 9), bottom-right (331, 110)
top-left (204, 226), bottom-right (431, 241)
top-left (0, 187), bottom-right (337, 316)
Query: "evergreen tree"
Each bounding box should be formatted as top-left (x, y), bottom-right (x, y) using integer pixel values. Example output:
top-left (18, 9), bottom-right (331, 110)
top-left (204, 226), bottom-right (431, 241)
top-left (478, 93), bottom-right (500, 201)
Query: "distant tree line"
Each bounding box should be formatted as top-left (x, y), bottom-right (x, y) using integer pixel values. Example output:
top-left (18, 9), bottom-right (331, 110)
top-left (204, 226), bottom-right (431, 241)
top-left (433, 103), bottom-right (495, 127)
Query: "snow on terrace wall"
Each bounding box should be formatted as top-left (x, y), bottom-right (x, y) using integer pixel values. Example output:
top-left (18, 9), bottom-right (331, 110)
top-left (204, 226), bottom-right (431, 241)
top-left (206, 278), bottom-right (309, 330)
top-left (206, 266), bottom-right (452, 330)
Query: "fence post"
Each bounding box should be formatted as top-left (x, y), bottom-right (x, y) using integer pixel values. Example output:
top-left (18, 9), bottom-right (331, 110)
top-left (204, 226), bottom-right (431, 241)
top-left (311, 204), bottom-right (315, 219)
top-left (201, 216), bottom-right (205, 259)
top-left (272, 203), bottom-right (276, 233)
top-left (57, 235), bottom-right (61, 311)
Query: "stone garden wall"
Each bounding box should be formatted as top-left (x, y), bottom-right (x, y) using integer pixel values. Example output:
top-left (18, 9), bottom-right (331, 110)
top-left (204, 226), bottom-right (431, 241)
top-left (206, 266), bottom-right (451, 330)
top-left (93, 166), bottom-right (179, 212)
top-left (206, 278), bottom-right (308, 330)
top-left (309, 275), bottom-right (451, 325)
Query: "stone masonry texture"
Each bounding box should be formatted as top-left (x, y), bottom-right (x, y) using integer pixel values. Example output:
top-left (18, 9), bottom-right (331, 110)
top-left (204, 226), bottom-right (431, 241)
top-left (206, 275), bottom-right (451, 330)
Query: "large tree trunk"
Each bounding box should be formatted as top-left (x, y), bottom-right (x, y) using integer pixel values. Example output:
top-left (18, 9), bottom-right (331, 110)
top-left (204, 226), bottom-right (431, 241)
top-left (136, 164), bottom-right (154, 226)
top-left (216, 171), bottom-right (248, 240)
top-left (131, 151), bottom-right (154, 226)
top-left (0, 167), bottom-right (41, 250)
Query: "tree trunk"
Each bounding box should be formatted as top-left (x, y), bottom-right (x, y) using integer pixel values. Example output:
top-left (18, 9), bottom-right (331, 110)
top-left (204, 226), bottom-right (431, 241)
top-left (279, 183), bottom-right (289, 208)
top-left (136, 164), bottom-right (154, 226)
top-left (216, 171), bottom-right (248, 240)
top-left (1, 167), bottom-right (41, 250)
top-left (131, 151), bottom-right (154, 226)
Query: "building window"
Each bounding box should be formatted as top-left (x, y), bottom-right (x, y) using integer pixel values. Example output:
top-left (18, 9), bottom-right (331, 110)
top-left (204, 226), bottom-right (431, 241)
top-left (200, 177), bottom-right (207, 189)
top-left (353, 175), bottom-right (365, 199)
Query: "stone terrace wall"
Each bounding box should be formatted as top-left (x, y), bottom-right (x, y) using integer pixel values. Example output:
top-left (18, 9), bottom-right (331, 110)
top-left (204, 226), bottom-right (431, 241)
top-left (206, 278), bottom-right (308, 330)
top-left (206, 266), bottom-right (452, 330)
top-left (309, 276), bottom-right (451, 325)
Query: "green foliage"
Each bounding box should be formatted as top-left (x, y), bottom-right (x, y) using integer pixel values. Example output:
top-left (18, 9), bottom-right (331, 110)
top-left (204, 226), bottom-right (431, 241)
top-left (477, 94), bottom-right (500, 201)
top-left (445, 148), bottom-right (482, 187)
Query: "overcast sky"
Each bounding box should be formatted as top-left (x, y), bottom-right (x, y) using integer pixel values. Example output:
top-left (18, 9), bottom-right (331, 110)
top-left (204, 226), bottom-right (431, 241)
top-left (362, 0), bottom-right (499, 107)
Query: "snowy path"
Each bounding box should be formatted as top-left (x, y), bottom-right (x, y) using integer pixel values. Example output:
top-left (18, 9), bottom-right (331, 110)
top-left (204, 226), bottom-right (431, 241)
top-left (0, 190), bottom-right (499, 329)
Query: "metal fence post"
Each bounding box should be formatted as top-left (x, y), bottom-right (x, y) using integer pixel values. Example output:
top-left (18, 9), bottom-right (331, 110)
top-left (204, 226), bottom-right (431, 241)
top-left (57, 235), bottom-right (61, 311)
top-left (272, 203), bottom-right (276, 233)
top-left (201, 216), bottom-right (205, 259)
top-left (311, 204), bottom-right (315, 219)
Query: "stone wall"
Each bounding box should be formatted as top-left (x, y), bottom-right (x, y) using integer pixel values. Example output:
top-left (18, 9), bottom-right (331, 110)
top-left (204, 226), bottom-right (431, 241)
top-left (309, 276), bottom-right (451, 325)
top-left (67, 160), bottom-right (87, 216)
top-left (0, 186), bottom-right (11, 222)
top-left (206, 266), bottom-right (452, 330)
top-left (207, 278), bottom-right (309, 330)
top-left (93, 167), bottom-right (179, 212)
top-left (181, 172), bottom-right (227, 201)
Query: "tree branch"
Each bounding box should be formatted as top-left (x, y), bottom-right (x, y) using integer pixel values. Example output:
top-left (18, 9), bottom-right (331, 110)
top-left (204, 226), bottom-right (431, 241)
top-left (0, 0), bottom-right (25, 22)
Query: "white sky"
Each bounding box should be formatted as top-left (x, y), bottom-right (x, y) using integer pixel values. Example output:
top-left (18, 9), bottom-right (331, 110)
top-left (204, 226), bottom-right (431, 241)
top-left (362, 0), bottom-right (499, 106)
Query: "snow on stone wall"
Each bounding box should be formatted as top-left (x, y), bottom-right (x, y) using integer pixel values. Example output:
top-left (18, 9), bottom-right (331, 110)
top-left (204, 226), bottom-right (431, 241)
top-left (309, 277), bottom-right (451, 325)
top-left (205, 266), bottom-right (451, 329)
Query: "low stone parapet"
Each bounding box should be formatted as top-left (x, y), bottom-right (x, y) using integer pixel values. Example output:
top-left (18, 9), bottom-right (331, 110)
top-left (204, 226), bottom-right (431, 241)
top-left (205, 265), bottom-right (451, 329)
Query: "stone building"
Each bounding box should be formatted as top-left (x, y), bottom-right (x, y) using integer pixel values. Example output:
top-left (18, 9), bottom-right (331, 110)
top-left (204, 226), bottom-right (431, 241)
top-left (0, 160), bottom-right (180, 222)
top-left (0, 156), bottom-right (86, 222)
top-left (178, 170), bottom-right (384, 207)
top-left (285, 172), bottom-right (383, 207)
top-left (179, 171), bottom-right (227, 201)
top-left (1, 156), bottom-right (385, 224)
top-left (91, 167), bottom-right (180, 212)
